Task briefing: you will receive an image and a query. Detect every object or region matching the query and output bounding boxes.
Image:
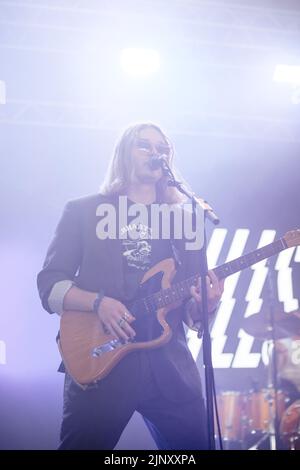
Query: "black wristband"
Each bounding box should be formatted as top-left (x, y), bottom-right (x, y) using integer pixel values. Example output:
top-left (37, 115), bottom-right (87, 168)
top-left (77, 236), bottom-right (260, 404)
top-left (93, 291), bottom-right (104, 313)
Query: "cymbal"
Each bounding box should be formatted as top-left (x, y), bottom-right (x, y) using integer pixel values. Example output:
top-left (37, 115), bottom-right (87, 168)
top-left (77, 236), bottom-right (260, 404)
top-left (242, 309), bottom-right (300, 340)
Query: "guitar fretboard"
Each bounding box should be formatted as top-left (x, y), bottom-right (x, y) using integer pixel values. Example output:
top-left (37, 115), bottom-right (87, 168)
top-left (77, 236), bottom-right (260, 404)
top-left (213, 238), bottom-right (286, 280)
top-left (142, 237), bottom-right (288, 311)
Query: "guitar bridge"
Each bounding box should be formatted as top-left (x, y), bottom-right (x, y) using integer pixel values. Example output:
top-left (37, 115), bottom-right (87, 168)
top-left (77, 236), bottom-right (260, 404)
top-left (92, 338), bottom-right (131, 357)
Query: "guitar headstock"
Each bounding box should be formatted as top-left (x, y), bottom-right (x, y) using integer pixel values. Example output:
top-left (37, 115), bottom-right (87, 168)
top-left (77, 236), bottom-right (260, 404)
top-left (283, 229), bottom-right (300, 248)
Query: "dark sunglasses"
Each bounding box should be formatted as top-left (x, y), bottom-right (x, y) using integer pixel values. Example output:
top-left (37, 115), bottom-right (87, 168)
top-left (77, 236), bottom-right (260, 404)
top-left (134, 138), bottom-right (171, 157)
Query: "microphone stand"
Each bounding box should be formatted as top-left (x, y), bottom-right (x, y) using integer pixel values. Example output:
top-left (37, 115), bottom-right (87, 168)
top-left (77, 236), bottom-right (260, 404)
top-left (265, 261), bottom-right (281, 450)
top-left (159, 158), bottom-right (220, 450)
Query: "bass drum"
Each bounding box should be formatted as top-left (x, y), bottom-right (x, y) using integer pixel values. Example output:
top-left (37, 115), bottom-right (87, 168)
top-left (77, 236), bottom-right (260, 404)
top-left (280, 400), bottom-right (300, 450)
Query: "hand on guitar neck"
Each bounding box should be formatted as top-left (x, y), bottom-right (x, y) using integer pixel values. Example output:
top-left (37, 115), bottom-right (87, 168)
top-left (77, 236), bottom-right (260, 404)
top-left (189, 270), bottom-right (224, 321)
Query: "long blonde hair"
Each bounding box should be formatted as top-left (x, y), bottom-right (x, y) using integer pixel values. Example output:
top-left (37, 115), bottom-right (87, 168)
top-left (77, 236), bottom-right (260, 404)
top-left (100, 122), bottom-right (186, 204)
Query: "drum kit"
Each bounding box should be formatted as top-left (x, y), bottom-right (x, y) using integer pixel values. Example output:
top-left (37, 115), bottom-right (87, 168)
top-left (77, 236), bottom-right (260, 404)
top-left (215, 309), bottom-right (300, 450)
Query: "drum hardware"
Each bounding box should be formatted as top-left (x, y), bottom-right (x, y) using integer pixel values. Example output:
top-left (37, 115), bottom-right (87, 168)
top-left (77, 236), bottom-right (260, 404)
top-left (214, 387), bottom-right (292, 449)
top-left (241, 310), bottom-right (299, 450)
top-left (241, 266), bottom-right (300, 449)
top-left (242, 309), bottom-right (300, 341)
top-left (215, 305), bottom-right (299, 449)
top-left (243, 387), bottom-right (289, 449)
top-left (217, 266), bottom-right (300, 450)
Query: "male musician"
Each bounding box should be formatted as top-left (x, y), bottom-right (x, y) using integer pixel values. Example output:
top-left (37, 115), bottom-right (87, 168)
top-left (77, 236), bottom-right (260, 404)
top-left (37, 122), bottom-right (224, 450)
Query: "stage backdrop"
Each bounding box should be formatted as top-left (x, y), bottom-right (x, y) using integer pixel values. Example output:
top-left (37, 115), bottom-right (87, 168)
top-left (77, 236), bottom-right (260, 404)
top-left (1, 0), bottom-right (300, 450)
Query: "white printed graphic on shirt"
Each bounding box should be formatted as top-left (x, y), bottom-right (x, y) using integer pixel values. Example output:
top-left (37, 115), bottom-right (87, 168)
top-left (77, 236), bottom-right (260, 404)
top-left (121, 223), bottom-right (152, 271)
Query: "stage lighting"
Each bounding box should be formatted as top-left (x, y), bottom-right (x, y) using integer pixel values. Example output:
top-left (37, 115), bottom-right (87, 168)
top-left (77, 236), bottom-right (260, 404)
top-left (273, 64), bottom-right (300, 85)
top-left (0, 80), bottom-right (6, 104)
top-left (120, 48), bottom-right (160, 78)
top-left (273, 65), bottom-right (300, 105)
top-left (291, 86), bottom-right (300, 105)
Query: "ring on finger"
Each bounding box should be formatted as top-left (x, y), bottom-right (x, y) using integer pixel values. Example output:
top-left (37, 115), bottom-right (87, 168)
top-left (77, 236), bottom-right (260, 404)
top-left (123, 312), bottom-right (129, 321)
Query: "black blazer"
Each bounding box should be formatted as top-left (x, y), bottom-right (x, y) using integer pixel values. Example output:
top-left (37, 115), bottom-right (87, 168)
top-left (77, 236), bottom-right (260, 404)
top-left (37, 193), bottom-right (204, 402)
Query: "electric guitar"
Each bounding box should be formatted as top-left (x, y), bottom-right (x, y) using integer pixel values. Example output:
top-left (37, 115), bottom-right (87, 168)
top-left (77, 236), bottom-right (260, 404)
top-left (58, 229), bottom-right (300, 387)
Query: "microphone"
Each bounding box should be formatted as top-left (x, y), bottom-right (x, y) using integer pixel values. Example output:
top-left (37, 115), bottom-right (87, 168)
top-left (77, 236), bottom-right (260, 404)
top-left (148, 155), bottom-right (167, 170)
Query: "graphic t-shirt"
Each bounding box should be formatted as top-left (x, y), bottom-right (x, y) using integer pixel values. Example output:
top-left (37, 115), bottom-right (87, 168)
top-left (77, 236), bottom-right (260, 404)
top-left (120, 199), bottom-right (173, 301)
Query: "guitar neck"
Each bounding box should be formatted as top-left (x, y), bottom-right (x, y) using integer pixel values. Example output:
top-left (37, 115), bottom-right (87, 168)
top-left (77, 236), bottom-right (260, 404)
top-left (213, 237), bottom-right (287, 280)
top-left (149, 236), bottom-right (288, 310)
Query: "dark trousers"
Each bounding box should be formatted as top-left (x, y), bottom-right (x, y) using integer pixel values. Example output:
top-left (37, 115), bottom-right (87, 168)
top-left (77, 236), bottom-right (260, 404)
top-left (59, 351), bottom-right (208, 450)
